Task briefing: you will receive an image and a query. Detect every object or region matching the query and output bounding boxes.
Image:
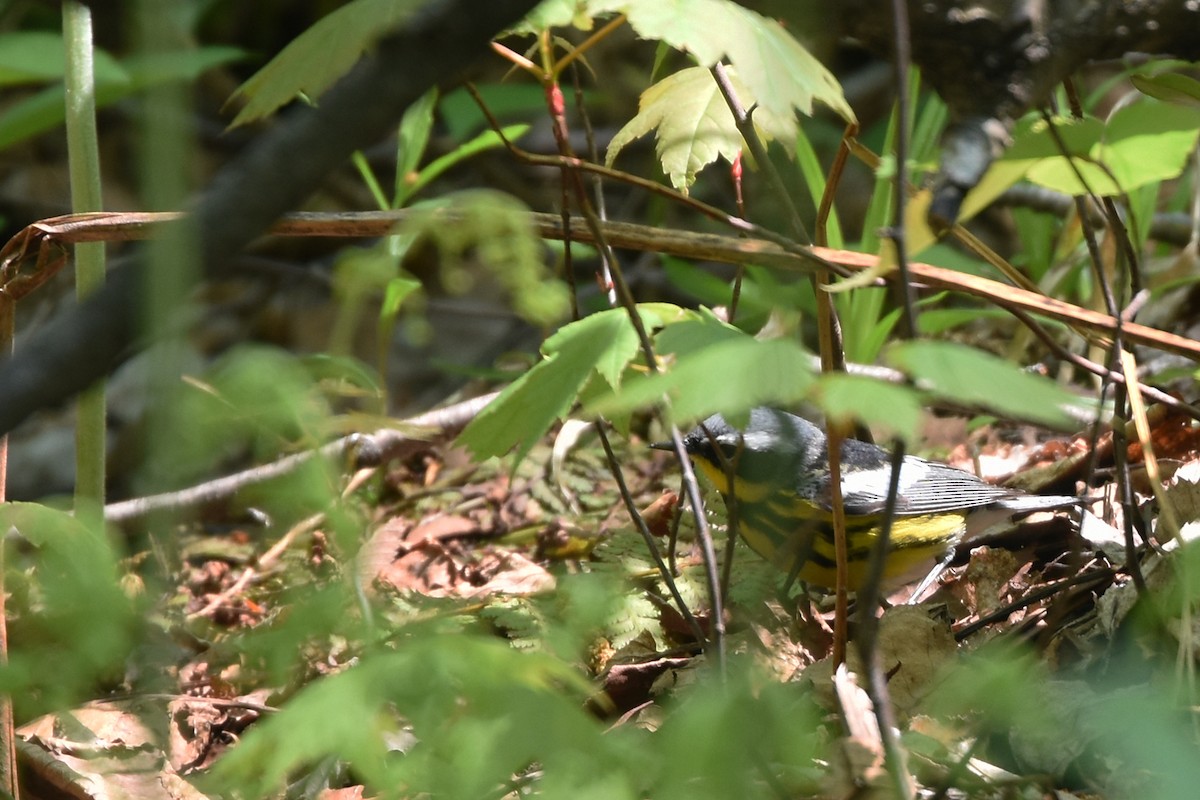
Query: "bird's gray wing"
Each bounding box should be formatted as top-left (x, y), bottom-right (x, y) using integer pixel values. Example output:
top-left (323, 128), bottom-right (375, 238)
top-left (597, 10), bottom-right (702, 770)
top-left (835, 455), bottom-right (1017, 516)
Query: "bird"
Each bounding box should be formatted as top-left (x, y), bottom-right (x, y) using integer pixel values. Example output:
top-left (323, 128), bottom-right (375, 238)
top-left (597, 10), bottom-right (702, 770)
top-left (657, 407), bottom-right (1080, 598)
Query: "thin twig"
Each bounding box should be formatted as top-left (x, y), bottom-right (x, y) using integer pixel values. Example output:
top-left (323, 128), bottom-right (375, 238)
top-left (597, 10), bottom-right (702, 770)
top-left (519, 71), bottom-right (725, 666)
top-left (954, 567), bottom-right (1115, 641)
top-left (993, 185), bottom-right (1194, 247)
top-left (1039, 107), bottom-right (1144, 600)
top-left (857, 4), bottom-right (918, 796)
top-left (99, 693), bottom-right (279, 714)
top-left (104, 392), bottom-right (498, 523)
top-left (0, 293), bottom-right (14, 797)
top-left (596, 426), bottom-right (707, 646)
top-left (709, 62), bottom-right (810, 244)
top-left (187, 514), bottom-right (322, 620)
top-left (1004, 304), bottom-right (1200, 426)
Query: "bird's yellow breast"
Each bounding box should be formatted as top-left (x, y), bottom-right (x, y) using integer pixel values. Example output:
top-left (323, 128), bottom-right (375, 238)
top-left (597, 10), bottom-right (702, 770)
top-left (689, 455), bottom-right (967, 589)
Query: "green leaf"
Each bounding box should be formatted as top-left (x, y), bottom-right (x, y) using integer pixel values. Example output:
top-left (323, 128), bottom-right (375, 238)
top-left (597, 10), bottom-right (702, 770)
top-left (207, 638), bottom-right (597, 797)
top-left (794, 124), bottom-right (844, 247)
top-left (299, 354), bottom-right (384, 406)
top-left (1098, 101), bottom-right (1200, 191)
top-left (1002, 114), bottom-right (1104, 160)
top-left (0, 46), bottom-right (242, 150)
top-left (439, 83), bottom-right (550, 139)
top-left (172, 346), bottom-right (334, 482)
top-left (395, 191), bottom-right (569, 326)
top-left (0, 85), bottom-right (77, 150)
top-left (0, 504), bottom-right (137, 715)
top-left (885, 341), bottom-right (1086, 430)
top-left (1001, 104), bottom-right (1200, 196)
top-left (651, 311), bottom-right (742, 355)
top-left (1025, 157), bottom-right (1119, 197)
top-left (597, 0), bottom-right (854, 122)
top-left (227, 0), bottom-right (425, 127)
top-left (607, 64), bottom-right (795, 190)
top-left (121, 47), bottom-right (246, 87)
top-left (1131, 71), bottom-right (1200, 105)
top-left (916, 307), bottom-right (1017, 335)
top-left (603, 0), bottom-right (854, 187)
top-left (509, 0), bottom-right (599, 33)
top-left (380, 273), bottom-right (422, 320)
top-left (0, 31), bottom-right (127, 86)
top-left (650, 670), bottom-right (819, 799)
top-left (661, 256), bottom-right (740, 307)
top-left (458, 307), bottom-right (662, 463)
top-left (393, 88), bottom-right (438, 205)
top-left (587, 323), bottom-right (814, 422)
top-left (811, 373), bottom-right (921, 444)
top-left (401, 123), bottom-right (531, 205)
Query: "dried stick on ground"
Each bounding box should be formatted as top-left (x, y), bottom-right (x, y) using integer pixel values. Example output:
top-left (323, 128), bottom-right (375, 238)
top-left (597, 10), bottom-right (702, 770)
top-left (104, 392), bottom-right (499, 523)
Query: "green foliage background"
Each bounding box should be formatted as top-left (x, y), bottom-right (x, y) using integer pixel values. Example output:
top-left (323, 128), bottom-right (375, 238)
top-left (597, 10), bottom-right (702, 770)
top-left (3, 0), bottom-right (1200, 798)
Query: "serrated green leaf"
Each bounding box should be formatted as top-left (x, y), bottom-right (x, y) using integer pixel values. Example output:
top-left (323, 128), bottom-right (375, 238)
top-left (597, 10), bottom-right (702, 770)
top-left (209, 640), bottom-right (595, 797)
top-left (885, 341), bottom-right (1086, 430)
top-left (607, 65), bottom-right (794, 190)
top-left (606, 66), bottom-right (737, 189)
top-left (717, 5), bottom-right (853, 122)
top-left (228, 0), bottom-right (424, 127)
top-left (598, 0), bottom-right (853, 123)
top-left (458, 308), bottom-right (661, 463)
top-left (0, 504), bottom-right (137, 714)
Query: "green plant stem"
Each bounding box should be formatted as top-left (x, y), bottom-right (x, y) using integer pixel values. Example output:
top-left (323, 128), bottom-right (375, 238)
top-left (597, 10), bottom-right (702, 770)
top-left (0, 298), bottom-right (15, 799)
top-left (537, 72), bottom-right (727, 669)
top-left (709, 62), bottom-right (810, 245)
top-left (134, 0), bottom-right (199, 499)
top-left (63, 0), bottom-right (106, 524)
top-left (855, 5), bottom-right (919, 798)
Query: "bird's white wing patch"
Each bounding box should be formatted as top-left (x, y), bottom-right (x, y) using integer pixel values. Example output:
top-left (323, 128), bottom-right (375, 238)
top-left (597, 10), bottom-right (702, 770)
top-left (839, 455), bottom-right (1014, 514)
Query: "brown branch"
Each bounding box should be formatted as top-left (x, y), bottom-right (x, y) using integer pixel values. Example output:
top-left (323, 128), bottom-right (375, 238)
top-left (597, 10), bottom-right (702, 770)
top-left (104, 392), bottom-right (498, 523)
top-left (8, 210), bottom-right (1197, 362)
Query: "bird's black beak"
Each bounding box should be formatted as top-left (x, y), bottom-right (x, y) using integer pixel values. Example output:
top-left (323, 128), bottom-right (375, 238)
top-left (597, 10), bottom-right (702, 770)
top-left (649, 440), bottom-right (673, 451)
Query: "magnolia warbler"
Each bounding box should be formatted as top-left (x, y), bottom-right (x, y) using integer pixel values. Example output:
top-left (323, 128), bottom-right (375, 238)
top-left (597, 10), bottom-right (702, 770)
top-left (657, 407), bottom-right (1079, 596)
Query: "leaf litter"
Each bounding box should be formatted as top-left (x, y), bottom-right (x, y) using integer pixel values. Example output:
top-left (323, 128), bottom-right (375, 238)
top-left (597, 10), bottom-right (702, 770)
top-left (15, 407), bottom-right (1200, 797)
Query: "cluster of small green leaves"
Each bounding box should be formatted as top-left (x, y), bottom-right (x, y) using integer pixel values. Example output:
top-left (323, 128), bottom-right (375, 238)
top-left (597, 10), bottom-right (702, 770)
top-left (458, 304), bottom-right (1092, 467)
top-left (204, 630), bottom-right (825, 799)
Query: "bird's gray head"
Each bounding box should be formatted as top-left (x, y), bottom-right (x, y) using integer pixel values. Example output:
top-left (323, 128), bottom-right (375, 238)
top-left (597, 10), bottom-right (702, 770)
top-left (680, 407), bottom-right (825, 482)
